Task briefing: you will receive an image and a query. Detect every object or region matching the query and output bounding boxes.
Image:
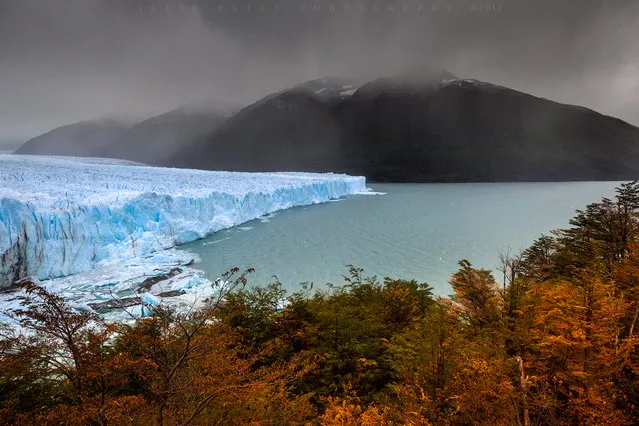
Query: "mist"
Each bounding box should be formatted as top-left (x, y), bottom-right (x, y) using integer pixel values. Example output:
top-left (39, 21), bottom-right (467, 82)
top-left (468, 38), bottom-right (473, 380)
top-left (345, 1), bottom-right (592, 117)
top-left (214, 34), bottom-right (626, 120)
top-left (1, 0), bottom-right (638, 141)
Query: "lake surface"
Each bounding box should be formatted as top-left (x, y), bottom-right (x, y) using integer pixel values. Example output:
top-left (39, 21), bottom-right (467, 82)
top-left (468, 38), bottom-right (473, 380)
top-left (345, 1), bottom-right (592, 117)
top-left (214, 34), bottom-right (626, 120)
top-left (183, 182), bottom-right (622, 295)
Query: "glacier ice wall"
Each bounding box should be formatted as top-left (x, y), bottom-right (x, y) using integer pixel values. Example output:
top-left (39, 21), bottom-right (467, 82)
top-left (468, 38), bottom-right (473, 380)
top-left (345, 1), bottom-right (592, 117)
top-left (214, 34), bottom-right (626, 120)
top-left (0, 155), bottom-right (367, 287)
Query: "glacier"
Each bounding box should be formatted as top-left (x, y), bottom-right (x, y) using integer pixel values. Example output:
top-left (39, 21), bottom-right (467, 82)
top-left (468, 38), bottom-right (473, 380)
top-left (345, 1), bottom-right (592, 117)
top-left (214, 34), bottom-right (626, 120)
top-left (0, 154), bottom-right (367, 289)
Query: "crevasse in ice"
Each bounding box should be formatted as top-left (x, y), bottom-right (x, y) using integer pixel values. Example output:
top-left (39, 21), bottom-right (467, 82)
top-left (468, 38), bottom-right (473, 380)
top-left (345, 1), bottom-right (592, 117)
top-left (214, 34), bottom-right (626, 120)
top-left (0, 155), bottom-right (367, 288)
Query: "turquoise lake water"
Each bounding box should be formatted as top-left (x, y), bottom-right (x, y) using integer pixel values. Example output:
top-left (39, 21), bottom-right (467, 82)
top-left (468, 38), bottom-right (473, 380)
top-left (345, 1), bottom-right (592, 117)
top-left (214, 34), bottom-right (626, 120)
top-left (183, 182), bottom-right (622, 295)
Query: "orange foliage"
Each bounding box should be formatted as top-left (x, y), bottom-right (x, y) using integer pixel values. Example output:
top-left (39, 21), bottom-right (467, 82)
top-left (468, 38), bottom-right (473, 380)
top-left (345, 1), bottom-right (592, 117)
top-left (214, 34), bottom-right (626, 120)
top-left (320, 396), bottom-right (394, 426)
top-left (524, 276), bottom-right (633, 425)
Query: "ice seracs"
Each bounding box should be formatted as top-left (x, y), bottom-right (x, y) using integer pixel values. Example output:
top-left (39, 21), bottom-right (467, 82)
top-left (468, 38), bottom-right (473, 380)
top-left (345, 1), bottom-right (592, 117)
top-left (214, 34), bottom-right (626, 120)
top-left (0, 154), bottom-right (367, 288)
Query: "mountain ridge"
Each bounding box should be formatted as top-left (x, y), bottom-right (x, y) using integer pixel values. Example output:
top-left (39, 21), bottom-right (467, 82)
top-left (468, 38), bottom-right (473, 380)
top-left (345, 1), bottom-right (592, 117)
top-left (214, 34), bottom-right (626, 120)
top-left (14, 74), bottom-right (639, 182)
top-left (173, 75), bottom-right (639, 182)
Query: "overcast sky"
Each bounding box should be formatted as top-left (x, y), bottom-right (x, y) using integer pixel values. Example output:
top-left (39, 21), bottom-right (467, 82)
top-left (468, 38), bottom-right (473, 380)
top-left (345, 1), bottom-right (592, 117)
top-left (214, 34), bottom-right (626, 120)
top-left (1, 0), bottom-right (638, 142)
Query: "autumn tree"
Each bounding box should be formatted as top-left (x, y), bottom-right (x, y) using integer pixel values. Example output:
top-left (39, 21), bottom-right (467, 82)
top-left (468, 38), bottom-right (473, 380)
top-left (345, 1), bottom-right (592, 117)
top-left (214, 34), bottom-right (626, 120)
top-left (385, 299), bottom-right (459, 423)
top-left (449, 260), bottom-right (503, 335)
top-left (0, 279), bottom-right (150, 425)
top-left (521, 274), bottom-right (632, 425)
top-left (111, 267), bottom-right (312, 425)
top-left (319, 394), bottom-right (395, 426)
top-left (520, 235), bottom-right (559, 282)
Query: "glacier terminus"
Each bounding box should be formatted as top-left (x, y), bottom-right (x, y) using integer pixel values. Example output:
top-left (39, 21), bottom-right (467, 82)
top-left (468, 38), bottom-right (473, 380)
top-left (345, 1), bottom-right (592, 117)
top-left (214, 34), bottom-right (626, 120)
top-left (0, 154), bottom-right (367, 318)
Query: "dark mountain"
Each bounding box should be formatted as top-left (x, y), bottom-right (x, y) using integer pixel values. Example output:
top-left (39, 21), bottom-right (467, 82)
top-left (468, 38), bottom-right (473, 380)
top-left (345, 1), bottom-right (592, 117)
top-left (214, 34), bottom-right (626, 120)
top-left (14, 119), bottom-right (132, 157)
top-left (105, 100), bottom-right (240, 165)
top-left (172, 78), bottom-right (355, 171)
top-left (174, 75), bottom-right (639, 182)
top-left (338, 79), bottom-right (639, 181)
top-left (14, 100), bottom-right (239, 164)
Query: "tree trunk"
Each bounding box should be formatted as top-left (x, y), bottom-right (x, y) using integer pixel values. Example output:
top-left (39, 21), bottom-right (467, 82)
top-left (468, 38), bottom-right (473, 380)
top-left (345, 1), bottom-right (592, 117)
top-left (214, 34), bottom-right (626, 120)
top-left (156, 404), bottom-right (165, 426)
top-left (515, 356), bottom-right (530, 426)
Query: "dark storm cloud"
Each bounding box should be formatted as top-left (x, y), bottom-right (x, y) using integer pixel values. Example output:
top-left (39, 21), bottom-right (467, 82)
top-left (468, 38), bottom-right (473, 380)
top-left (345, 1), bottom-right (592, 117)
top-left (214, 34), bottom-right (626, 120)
top-left (0, 0), bottom-right (638, 140)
